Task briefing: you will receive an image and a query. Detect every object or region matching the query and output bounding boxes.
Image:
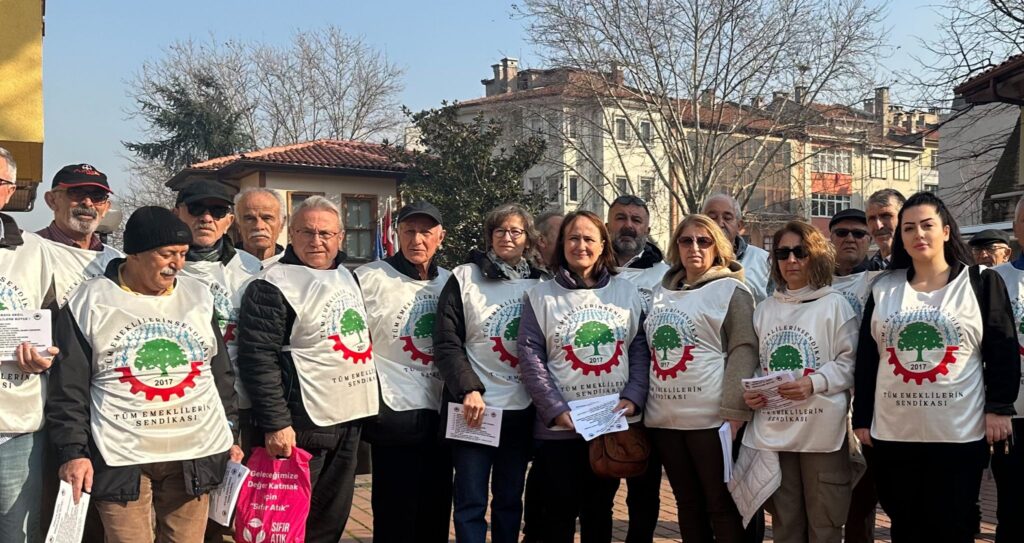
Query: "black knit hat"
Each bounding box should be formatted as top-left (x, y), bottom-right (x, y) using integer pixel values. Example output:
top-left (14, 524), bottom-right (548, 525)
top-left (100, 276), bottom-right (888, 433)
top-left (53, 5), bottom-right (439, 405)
top-left (123, 206), bottom-right (193, 255)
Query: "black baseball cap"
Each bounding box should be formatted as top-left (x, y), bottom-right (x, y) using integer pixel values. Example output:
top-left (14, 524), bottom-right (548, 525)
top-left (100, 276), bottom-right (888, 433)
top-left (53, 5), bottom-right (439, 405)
top-left (175, 179), bottom-right (234, 206)
top-left (397, 200), bottom-right (442, 225)
top-left (52, 164), bottom-right (112, 192)
top-left (969, 229), bottom-right (1011, 247)
top-left (829, 208), bottom-right (867, 230)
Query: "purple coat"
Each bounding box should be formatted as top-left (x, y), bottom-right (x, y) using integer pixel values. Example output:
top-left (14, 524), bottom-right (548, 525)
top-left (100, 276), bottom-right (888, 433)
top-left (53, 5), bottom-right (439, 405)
top-left (516, 268), bottom-right (650, 440)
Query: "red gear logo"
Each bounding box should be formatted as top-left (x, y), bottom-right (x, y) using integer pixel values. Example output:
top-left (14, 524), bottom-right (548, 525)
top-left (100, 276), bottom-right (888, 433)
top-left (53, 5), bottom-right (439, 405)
top-left (400, 336), bottom-right (434, 365)
top-left (330, 335), bottom-right (373, 363)
top-left (563, 341), bottom-right (624, 376)
top-left (489, 337), bottom-right (519, 368)
top-left (885, 345), bottom-right (959, 384)
top-left (115, 361), bottom-right (203, 401)
top-left (651, 344), bottom-right (695, 380)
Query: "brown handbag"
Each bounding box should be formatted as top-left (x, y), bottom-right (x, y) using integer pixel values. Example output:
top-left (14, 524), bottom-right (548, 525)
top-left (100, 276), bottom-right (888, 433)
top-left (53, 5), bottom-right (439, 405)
top-left (588, 425), bottom-right (651, 478)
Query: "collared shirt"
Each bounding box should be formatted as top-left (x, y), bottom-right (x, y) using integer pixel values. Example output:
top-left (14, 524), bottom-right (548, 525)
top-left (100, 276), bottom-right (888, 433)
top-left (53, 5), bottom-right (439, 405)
top-left (117, 264), bottom-right (174, 296)
top-left (868, 251), bottom-right (890, 271)
top-left (1012, 253), bottom-right (1024, 271)
top-left (36, 221), bottom-right (103, 251)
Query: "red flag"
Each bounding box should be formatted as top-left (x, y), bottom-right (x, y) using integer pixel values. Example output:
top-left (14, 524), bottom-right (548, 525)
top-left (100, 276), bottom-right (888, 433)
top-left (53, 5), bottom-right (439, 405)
top-left (382, 203), bottom-right (395, 257)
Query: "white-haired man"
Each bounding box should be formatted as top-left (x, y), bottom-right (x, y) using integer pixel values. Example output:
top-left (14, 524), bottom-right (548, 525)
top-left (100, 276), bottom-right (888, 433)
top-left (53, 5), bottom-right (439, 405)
top-left (702, 194), bottom-right (770, 303)
top-left (237, 196), bottom-right (378, 543)
top-left (235, 188), bottom-right (287, 266)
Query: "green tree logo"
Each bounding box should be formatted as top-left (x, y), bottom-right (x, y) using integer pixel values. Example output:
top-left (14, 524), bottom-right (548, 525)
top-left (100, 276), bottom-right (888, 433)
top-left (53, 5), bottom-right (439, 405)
top-left (574, 321), bottom-right (615, 356)
top-left (651, 325), bottom-right (682, 359)
top-left (135, 338), bottom-right (188, 377)
top-left (503, 317), bottom-right (520, 341)
top-left (770, 345), bottom-right (803, 371)
top-left (339, 308), bottom-right (367, 342)
top-left (1018, 317), bottom-right (1024, 336)
top-left (898, 322), bottom-right (943, 362)
top-left (0, 301), bottom-right (6, 310)
top-left (414, 313), bottom-right (436, 339)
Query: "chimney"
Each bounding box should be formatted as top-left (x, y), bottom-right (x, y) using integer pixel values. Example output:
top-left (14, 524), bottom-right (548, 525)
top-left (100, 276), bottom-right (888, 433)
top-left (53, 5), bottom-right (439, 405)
top-left (772, 91), bottom-right (790, 102)
top-left (751, 96), bottom-right (764, 109)
top-left (700, 88), bottom-right (715, 107)
top-left (610, 62), bottom-right (625, 85)
top-left (863, 100), bottom-right (874, 114)
top-left (874, 86), bottom-right (889, 132)
top-left (794, 85), bottom-right (808, 105)
top-left (501, 58), bottom-right (518, 94)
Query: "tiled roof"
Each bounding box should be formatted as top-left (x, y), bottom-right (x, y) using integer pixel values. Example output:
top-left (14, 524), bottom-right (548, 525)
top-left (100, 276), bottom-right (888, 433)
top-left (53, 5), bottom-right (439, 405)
top-left (955, 54), bottom-right (1024, 95)
top-left (190, 139), bottom-right (406, 172)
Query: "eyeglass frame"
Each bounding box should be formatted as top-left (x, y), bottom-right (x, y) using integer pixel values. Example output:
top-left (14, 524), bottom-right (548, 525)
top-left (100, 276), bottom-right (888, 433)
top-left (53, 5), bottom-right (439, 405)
top-left (492, 227), bottom-right (526, 240)
top-left (773, 246), bottom-right (810, 260)
top-left (831, 228), bottom-right (869, 239)
top-left (185, 202), bottom-right (232, 220)
top-left (676, 235), bottom-right (715, 249)
top-left (52, 186), bottom-right (112, 203)
top-left (293, 228), bottom-right (341, 242)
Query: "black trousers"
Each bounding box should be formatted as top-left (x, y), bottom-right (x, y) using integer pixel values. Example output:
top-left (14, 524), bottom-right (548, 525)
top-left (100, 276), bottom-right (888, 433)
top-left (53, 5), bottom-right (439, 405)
top-left (520, 449), bottom-right (545, 542)
top-left (992, 418), bottom-right (1024, 543)
top-left (843, 443), bottom-right (876, 543)
top-left (371, 438), bottom-right (453, 543)
top-left (873, 437), bottom-right (988, 543)
top-left (305, 421), bottom-right (363, 543)
top-left (621, 442), bottom-right (661, 543)
top-left (535, 439), bottom-right (620, 543)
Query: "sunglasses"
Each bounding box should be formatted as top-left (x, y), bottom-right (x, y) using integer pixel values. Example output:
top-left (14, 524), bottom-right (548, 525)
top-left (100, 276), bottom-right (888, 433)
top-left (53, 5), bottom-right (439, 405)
top-left (774, 246), bottom-right (809, 260)
top-left (832, 228), bottom-right (868, 239)
top-left (186, 203), bottom-right (232, 219)
top-left (59, 187), bottom-right (111, 203)
top-left (677, 235), bottom-right (714, 249)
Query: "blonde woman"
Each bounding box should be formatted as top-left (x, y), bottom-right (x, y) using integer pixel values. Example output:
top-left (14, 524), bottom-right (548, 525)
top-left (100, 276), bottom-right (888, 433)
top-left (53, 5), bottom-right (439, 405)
top-left (645, 214), bottom-right (756, 543)
top-left (742, 221), bottom-right (857, 543)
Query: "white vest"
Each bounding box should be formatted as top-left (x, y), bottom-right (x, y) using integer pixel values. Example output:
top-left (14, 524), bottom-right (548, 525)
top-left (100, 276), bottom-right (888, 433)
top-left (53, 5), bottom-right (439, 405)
top-left (744, 290), bottom-right (854, 452)
top-left (453, 264), bottom-right (537, 410)
top-left (992, 263), bottom-right (1024, 418)
top-left (617, 261), bottom-right (670, 313)
top-left (0, 232), bottom-right (53, 433)
top-left (526, 276), bottom-right (643, 426)
top-left (645, 278), bottom-right (748, 430)
top-left (868, 269), bottom-right (986, 442)
top-left (355, 260), bottom-right (450, 412)
top-left (66, 275), bottom-right (233, 467)
top-left (832, 270), bottom-right (882, 321)
top-left (181, 251), bottom-right (260, 408)
top-left (41, 241), bottom-right (123, 307)
top-left (739, 244), bottom-right (770, 304)
top-left (260, 263), bottom-right (379, 426)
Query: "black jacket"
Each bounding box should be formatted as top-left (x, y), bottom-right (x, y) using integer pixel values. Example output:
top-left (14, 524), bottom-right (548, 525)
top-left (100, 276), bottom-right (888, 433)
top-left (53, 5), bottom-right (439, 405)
top-left (625, 241), bottom-right (665, 269)
top-left (433, 250), bottom-right (543, 441)
top-left (46, 259), bottom-right (238, 502)
top-left (236, 246), bottom-right (354, 450)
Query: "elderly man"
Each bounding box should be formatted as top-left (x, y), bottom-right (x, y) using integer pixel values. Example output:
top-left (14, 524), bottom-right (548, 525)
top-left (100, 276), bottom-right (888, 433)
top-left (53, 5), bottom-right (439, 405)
top-left (989, 198), bottom-right (1024, 543)
top-left (865, 189), bottom-right (905, 271)
top-left (47, 206), bottom-right (239, 543)
top-left (829, 208), bottom-right (873, 316)
top-left (534, 211), bottom-right (563, 271)
top-left (36, 164), bottom-right (123, 307)
top-left (237, 196), bottom-right (378, 543)
top-left (969, 229), bottom-right (1012, 267)
top-left (235, 188), bottom-right (286, 266)
top-left (702, 194), bottom-right (770, 302)
top-left (355, 201), bottom-right (453, 543)
top-left (0, 147), bottom-right (58, 542)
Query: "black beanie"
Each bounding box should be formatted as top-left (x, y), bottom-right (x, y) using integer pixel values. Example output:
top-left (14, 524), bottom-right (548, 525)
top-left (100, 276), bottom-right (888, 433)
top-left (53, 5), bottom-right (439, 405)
top-left (123, 206), bottom-right (193, 255)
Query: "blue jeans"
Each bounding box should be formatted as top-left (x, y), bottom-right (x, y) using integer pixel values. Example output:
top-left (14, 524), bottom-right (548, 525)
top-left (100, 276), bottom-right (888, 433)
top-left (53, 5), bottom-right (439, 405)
top-left (0, 432), bottom-right (43, 543)
top-left (452, 438), bottom-right (531, 543)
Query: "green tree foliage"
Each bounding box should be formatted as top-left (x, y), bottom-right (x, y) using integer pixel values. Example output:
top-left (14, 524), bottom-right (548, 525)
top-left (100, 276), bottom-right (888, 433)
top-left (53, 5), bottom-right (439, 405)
top-left (124, 71), bottom-right (254, 173)
top-left (574, 321), bottom-right (615, 356)
top-left (1018, 315), bottom-right (1024, 336)
top-left (414, 313), bottom-right (436, 339)
top-left (651, 325), bottom-right (682, 359)
top-left (898, 322), bottom-right (943, 362)
top-left (339, 308), bottom-right (367, 342)
top-left (135, 338), bottom-right (188, 377)
top-left (769, 345), bottom-right (803, 372)
top-left (388, 103), bottom-right (549, 268)
top-left (504, 316), bottom-right (521, 341)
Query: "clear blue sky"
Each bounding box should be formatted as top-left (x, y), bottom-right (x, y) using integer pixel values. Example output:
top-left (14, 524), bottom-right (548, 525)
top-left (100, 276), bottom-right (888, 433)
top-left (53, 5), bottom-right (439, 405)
top-left (22, 0), bottom-right (942, 230)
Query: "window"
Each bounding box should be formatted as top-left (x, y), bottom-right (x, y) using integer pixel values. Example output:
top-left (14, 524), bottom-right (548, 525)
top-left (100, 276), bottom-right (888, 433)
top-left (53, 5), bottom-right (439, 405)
top-left (287, 191), bottom-right (324, 215)
top-left (614, 117), bottom-right (628, 141)
top-left (763, 235), bottom-right (773, 253)
top-left (811, 193), bottom-right (851, 217)
top-left (546, 175), bottom-right (561, 203)
top-left (528, 177), bottom-right (542, 194)
top-left (615, 176), bottom-right (629, 195)
top-left (529, 117), bottom-right (545, 137)
top-left (640, 177), bottom-right (655, 202)
top-left (567, 114), bottom-right (580, 139)
top-left (924, 184), bottom-right (938, 194)
top-left (893, 159), bottom-right (909, 180)
top-left (342, 196), bottom-right (377, 261)
top-left (870, 157), bottom-right (887, 179)
top-left (639, 121), bottom-right (652, 143)
top-left (568, 176), bottom-right (580, 202)
top-left (812, 147), bottom-right (852, 174)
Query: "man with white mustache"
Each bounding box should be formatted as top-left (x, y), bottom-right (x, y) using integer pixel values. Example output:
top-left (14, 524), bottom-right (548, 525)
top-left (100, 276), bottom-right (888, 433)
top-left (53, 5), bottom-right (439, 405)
top-left (37, 164), bottom-right (124, 308)
top-left (235, 188), bottom-right (287, 266)
top-left (866, 189), bottom-right (905, 271)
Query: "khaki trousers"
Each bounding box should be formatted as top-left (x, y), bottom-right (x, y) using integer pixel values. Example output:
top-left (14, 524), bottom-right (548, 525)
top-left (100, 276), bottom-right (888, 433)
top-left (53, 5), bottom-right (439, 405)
top-left (95, 461), bottom-right (209, 543)
top-left (766, 447), bottom-right (852, 543)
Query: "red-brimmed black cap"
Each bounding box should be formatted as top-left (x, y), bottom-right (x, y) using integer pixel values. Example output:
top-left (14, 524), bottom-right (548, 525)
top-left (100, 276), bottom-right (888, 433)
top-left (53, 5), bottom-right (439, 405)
top-left (52, 163), bottom-right (112, 192)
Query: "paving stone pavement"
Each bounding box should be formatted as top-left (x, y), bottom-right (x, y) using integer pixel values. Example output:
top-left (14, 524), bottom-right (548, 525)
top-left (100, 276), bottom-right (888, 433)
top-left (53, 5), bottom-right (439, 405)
top-left (341, 469), bottom-right (1000, 542)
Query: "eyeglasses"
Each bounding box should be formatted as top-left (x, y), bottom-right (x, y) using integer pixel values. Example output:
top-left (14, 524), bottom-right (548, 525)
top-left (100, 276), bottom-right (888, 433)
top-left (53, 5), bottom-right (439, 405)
top-left (774, 246), bottom-right (809, 260)
top-left (294, 229), bottom-right (339, 241)
top-left (677, 235), bottom-right (714, 249)
top-left (832, 228), bottom-right (868, 239)
top-left (972, 243), bottom-right (1009, 254)
top-left (57, 187), bottom-right (111, 203)
top-left (0, 178), bottom-right (14, 187)
top-left (186, 203), bottom-right (232, 219)
top-left (493, 228), bottom-right (525, 240)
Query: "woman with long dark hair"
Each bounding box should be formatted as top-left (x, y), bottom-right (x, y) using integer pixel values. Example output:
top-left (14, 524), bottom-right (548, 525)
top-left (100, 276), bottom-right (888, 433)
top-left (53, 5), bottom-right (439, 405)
top-left (852, 192), bottom-right (1019, 542)
top-left (517, 210), bottom-right (650, 543)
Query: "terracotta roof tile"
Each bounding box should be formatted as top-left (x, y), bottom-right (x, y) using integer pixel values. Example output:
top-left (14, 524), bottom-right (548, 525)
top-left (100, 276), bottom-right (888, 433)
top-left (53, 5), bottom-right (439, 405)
top-left (191, 139), bottom-right (405, 172)
top-left (955, 53), bottom-right (1024, 95)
